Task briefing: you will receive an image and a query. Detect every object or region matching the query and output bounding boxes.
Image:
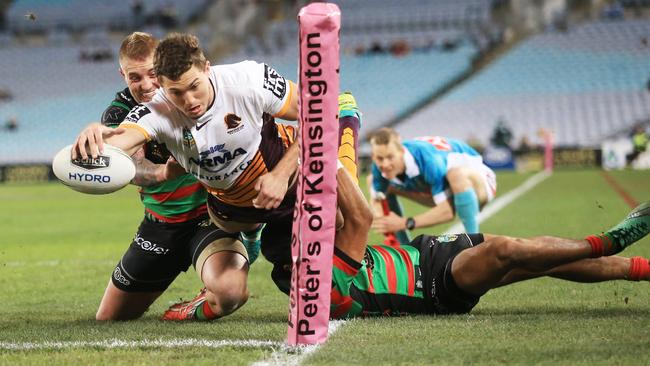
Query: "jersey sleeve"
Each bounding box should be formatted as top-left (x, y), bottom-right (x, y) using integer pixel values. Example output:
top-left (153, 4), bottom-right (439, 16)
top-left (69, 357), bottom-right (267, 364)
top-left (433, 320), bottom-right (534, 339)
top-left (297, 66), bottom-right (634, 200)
top-left (118, 104), bottom-right (156, 142)
top-left (331, 247), bottom-right (362, 319)
top-left (101, 102), bottom-right (130, 129)
top-left (253, 62), bottom-right (294, 117)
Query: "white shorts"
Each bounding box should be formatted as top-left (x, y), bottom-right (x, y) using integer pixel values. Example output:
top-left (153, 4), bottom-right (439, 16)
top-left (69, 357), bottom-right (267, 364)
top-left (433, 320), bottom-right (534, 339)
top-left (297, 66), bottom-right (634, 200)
top-left (440, 153), bottom-right (497, 203)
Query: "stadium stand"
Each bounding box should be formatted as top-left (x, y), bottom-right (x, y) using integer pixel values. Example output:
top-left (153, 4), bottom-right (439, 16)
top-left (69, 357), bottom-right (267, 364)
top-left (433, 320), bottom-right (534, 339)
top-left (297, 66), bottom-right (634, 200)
top-left (1, 0), bottom-right (493, 164)
top-left (394, 18), bottom-right (650, 147)
top-left (6, 0), bottom-right (208, 33)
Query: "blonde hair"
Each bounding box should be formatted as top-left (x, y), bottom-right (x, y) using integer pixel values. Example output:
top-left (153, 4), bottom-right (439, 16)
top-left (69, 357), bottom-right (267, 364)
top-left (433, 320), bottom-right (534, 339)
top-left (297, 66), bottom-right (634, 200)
top-left (369, 127), bottom-right (402, 147)
top-left (119, 32), bottom-right (158, 62)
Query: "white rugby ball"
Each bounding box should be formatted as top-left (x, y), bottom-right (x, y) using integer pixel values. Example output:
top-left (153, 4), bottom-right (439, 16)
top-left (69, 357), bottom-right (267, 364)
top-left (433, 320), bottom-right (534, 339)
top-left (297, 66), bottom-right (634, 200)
top-left (52, 144), bottom-right (136, 194)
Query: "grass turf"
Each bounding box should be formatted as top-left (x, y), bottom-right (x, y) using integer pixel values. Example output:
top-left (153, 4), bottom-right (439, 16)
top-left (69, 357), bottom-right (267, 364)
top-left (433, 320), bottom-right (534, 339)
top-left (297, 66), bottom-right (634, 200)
top-left (0, 169), bottom-right (648, 365)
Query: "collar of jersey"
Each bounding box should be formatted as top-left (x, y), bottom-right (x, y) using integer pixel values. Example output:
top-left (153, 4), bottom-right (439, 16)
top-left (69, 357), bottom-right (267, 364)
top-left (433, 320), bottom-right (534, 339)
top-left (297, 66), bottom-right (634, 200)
top-left (386, 146), bottom-right (419, 184)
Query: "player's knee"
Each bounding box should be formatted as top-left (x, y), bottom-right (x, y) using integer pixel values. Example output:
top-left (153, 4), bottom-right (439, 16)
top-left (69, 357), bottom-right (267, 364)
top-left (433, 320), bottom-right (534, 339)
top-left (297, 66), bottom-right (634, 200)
top-left (205, 276), bottom-right (249, 316)
top-left (487, 236), bottom-right (526, 267)
top-left (210, 283), bottom-right (249, 316)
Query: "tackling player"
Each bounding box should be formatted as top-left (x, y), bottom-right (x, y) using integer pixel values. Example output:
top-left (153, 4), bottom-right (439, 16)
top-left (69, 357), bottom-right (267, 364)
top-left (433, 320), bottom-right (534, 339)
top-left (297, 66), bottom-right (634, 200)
top-left (368, 127), bottom-right (497, 236)
top-left (95, 32), bottom-right (249, 322)
top-left (332, 152), bottom-right (650, 318)
top-left (72, 33), bottom-right (363, 320)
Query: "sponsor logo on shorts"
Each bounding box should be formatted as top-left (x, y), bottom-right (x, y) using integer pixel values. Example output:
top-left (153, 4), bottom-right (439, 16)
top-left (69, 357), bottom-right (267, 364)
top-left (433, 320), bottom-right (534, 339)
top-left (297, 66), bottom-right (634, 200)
top-left (436, 234), bottom-right (458, 243)
top-left (71, 156), bottom-right (110, 170)
top-left (262, 64), bottom-right (287, 99)
top-left (113, 267), bottom-right (131, 286)
top-left (124, 105), bottom-right (151, 123)
top-left (224, 113), bottom-right (244, 135)
top-left (134, 234), bottom-right (170, 255)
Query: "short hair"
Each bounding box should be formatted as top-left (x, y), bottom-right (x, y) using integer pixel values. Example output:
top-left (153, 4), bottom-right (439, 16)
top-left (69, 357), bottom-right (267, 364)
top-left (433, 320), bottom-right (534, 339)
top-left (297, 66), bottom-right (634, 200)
top-left (119, 32), bottom-right (157, 62)
top-left (154, 33), bottom-right (207, 82)
top-left (369, 127), bottom-right (401, 147)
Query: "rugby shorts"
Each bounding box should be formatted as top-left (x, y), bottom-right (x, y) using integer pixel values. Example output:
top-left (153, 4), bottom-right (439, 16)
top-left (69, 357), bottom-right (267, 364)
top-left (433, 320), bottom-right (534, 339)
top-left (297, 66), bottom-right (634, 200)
top-left (414, 233), bottom-right (485, 314)
top-left (111, 215), bottom-right (240, 292)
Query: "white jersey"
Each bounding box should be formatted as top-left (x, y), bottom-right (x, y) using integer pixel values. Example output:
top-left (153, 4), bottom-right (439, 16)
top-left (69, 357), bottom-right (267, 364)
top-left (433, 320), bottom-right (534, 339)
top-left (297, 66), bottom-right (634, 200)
top-left (120, 61), bottom-right (295, 206)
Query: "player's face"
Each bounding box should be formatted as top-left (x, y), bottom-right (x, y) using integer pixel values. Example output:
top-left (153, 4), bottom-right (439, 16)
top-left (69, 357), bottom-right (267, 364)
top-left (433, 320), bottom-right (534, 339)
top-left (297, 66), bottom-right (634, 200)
top-left (371, 141), bottom-right (405, 179)
top-left (120, 55), bottom-right (159, 104)
top-left (161, 62), bottom-right (213, 119)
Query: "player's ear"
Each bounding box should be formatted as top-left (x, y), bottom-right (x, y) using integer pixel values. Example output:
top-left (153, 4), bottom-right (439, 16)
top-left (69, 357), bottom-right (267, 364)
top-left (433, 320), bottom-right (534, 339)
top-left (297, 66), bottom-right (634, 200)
top-left (119, 67), bottom-right (125, 78)
top-left (204, 61), bottom-right (211, 73)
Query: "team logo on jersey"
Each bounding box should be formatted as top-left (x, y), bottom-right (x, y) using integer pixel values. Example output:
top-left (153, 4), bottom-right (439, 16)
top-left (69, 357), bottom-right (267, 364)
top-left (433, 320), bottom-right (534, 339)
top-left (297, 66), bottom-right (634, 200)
top-left (224, 113), bottom-right (244, 134)
top-left (182, 128), bottom-right (196, 149)
top-left (262, 64), bottom-right (287, 99)
top-left (71, 155), bottom-right (110, 170)
top-left (124, 104), bottom-right (151, 123)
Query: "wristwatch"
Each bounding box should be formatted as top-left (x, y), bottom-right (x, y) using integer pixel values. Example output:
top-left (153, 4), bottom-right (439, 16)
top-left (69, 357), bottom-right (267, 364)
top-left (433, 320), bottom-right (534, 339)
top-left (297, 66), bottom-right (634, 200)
top-left (405, 217), bottom-right (416, 230)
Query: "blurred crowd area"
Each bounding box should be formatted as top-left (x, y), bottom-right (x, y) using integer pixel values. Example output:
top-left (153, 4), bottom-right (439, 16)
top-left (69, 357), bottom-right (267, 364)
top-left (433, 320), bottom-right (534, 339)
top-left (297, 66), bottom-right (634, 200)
top-left (0, 0), bottom-right (649, 171)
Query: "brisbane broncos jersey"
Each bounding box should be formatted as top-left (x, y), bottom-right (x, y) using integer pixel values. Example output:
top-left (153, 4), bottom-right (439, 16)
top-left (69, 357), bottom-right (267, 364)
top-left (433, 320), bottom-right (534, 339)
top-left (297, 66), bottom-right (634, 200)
top-left (120, 61), bottom-right (295, 207)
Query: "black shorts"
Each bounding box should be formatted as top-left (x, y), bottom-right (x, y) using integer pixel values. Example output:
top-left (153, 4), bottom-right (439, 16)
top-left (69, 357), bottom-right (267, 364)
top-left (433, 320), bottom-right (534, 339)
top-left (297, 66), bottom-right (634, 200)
top-left (413, 233), bottom-right (485, 315)
top-left (111, 215), bottom-right (239, 292)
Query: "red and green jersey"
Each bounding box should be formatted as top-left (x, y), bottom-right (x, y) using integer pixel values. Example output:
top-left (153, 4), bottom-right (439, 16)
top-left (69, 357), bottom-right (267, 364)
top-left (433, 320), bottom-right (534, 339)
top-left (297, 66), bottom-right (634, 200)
top-left (331, 245), bottom-right (427, 319)
top-left (102, 88), bottom-right (207, 222)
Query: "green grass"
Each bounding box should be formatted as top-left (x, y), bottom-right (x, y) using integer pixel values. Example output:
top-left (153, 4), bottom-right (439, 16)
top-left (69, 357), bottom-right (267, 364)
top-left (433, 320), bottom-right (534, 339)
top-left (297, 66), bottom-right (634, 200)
top-left (1, 169), bottom-right (649, 365)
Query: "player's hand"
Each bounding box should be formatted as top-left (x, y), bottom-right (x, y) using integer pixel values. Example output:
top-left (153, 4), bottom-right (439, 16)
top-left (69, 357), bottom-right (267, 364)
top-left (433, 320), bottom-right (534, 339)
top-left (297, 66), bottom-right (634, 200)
top-left (371, 211), bottom-right (406, 234)
top-left (161, 156), bottom-right (186, 181)
top-left (253, 172), bottom-right (288, 210)
top-left (72, 123), bottom-right (125, 160)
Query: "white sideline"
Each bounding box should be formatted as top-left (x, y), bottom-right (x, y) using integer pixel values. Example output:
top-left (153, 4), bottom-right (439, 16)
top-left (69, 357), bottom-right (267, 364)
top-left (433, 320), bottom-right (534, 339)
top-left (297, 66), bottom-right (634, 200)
top-left (444, 170), bottom-right (551, 234)
top-left (0, 338), bottom-right (284, 350)
top-left (252, 320), bottom-right (346, 366)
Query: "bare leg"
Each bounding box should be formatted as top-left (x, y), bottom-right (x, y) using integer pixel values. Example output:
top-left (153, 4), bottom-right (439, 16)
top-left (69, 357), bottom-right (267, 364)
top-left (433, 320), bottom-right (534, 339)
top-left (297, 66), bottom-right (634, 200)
top-left (451, 234), bottom-right (595, 296)
top-left (96, 280), bottom-right (162, 321)
top-left (201, 251), bottom-right (249, 317)
top-left (497, 256), bottom-right (632, 286)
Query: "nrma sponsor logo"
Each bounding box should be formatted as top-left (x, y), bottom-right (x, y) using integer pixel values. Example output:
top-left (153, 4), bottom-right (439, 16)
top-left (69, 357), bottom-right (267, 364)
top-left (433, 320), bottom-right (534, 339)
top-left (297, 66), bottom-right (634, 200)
top-left (189, 144), bottom-right (247, 173)
top-left (68, 173), bottom-right (111, 183)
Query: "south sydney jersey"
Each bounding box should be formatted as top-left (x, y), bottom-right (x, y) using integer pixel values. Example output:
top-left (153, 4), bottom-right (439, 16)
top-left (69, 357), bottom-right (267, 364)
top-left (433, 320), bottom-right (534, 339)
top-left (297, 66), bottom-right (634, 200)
top-left (120, 61), bottom-right (295, 204)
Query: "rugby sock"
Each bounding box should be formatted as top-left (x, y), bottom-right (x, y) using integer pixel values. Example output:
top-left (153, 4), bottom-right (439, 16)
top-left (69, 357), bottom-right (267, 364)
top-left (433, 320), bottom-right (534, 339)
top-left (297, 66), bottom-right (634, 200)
top-left (628, 257), bottom-right (650, 281)
top-left (240, 224), bottom-right (264, 264)
top-left (585, 234), bottom-right (613, 257)
top-left (454, 188), bottom-right (479, 233)
top-left (338, 117), bottom-right (359, 184)
top-left (338, 92), bottom-right (361, 184)
top-left (195, 300), bottom-right (218, 320)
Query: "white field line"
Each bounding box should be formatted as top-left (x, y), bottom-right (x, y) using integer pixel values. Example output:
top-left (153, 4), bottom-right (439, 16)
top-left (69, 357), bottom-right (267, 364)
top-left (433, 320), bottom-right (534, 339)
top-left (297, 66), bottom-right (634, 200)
top-left (0, 338), bottom-right (284, 351)
top-left (3, 260), bottom-right (115, 267)
top-left (444, 170), bottom-right (551, 234)
top-left (252, 320), bottom-right (347, 366)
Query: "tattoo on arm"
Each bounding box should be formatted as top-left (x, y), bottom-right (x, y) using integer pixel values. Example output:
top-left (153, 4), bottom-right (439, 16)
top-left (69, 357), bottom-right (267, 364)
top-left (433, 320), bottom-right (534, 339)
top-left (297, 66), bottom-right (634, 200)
top-left (130, 148), bottom-right (163, 187)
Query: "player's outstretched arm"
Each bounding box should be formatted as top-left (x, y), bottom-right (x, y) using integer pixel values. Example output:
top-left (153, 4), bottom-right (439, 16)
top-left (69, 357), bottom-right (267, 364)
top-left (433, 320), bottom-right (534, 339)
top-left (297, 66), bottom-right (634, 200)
top-left (72, 122), bottom-right (146, 160)
top-left (335, 165), bottom-right (373, 263)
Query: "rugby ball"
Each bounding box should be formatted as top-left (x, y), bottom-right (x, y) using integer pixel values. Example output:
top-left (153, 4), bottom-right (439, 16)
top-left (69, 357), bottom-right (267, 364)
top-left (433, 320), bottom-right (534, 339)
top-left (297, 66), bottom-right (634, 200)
top-left (52, 144), bottom-right (136, 194)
